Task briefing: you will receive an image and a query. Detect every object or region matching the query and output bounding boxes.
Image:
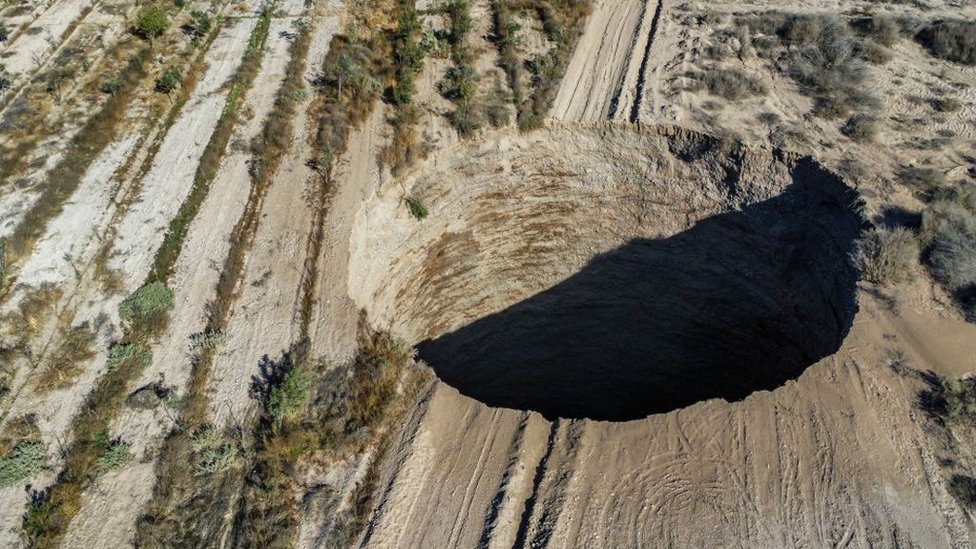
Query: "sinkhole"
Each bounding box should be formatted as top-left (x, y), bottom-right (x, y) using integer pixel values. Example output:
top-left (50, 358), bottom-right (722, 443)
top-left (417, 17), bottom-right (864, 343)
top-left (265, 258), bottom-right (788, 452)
top-left (349, 126), bottom-right (864, 421)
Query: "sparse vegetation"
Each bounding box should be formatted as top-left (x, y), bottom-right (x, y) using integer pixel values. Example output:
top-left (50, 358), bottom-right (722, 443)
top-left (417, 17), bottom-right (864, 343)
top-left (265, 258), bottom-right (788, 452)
top-left (920, 373), bottom-right (976, 423)
top-left (0, 23), bottom-right (9, 43)
top-left (931, 97), bottom-right (962, 113)
top-left (854, 227), bottom-right (918, 286)
top-left (915, 20), bottom-right (976, 66)
top-left (155, 66), bottom-right (183, 93)
top-left (37, 324), bottom-right (97, 392)
top-left (267, 368), bottom-right (312, 425)
top-left (692, 67), bottom-right (768, 100)
top-left (949, 475), bottom-right (976, 508)
top-left (106, 343), bottom-right (152, 372)
top-left (922, 199), bottom-right (976, 321)
top-left (119, 281), bottom-right (175, 335)
top-left (231, 325), bottom-right (428, 547)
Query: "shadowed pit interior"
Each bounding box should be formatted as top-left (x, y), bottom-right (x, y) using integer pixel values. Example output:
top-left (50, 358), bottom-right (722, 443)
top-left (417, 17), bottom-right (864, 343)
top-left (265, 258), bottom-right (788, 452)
top-left (350, 126), bottom-right (865, 421)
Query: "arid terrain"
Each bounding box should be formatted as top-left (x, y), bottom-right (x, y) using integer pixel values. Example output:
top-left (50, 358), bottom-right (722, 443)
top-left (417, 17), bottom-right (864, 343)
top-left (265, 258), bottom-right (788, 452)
top-left (0, 0), bottom-right (974, 546)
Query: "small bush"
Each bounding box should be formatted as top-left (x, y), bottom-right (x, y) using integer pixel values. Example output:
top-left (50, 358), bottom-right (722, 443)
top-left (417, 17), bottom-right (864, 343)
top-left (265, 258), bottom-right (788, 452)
top-left (884, 348), bottom-right (912, 375)
top-left (135, 6), bottom-right (170, 41)
top-left (863, 15), bottom-right (901, 47)
top-left (268, 369), bottom-right (312, 425)
top-left (37, 324), bottom-right (97, 392)
top-left (0, 65), bottom-right (10, 92)
top-left (856, 39), bottom-right (891, 64)
top-left (191, 428), bottom-right (238, 476)
top-left (97, 440), bottom-right (132, 470)
top-left (931, 97), bottom-right (962, 113)
top-left (0, 23), bottom-right (9, 43)
top-left (120, 282), bottom-right (174, 323)
top-left (187, 10), bottom-right (212, 39)
top-left (0, 442), bottom-right (46, 488)
top-left (155, 66), bottom-right (182, 93)
top-left (101, 75), bottom-right (124, 95)
top-left (921, 374), bottom-right (976, 422)
top-left (949, 475), bottom-right (976, 508)
top-left (481, 83), bottom-right (512, 128)
top-left (916, 20), bottom-right (976, 66)
top-left (898, 166), bottom-right (946, 199)
top-left (438, 65), bottom-right (479, 101)
top-left (449, 101), bottom-right (482, 137)
top-left (106, 343), bottom-right (152, 372)
top-left (695, 67), bottom-right (768, 100)
top-left (405, 196), bottom-right (428, 220)
top-left (854, 227), bottom-right (918, 285)
top-left (841, 113), bottom-right (880, 142)
top-left (189, 331), bottom-right (227, 354)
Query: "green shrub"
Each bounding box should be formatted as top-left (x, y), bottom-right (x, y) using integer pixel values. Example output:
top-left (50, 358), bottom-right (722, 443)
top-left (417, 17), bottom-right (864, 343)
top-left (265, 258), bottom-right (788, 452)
top-left (0, 23), bottom-right (9, 43)
top-left (189, 331), bottom-right (227, 354)
top-left (405, 196), bottom-right (428, 220)
top-left (916, 20), bottom-right (976, 66)
top-left (449, 100), bottom-right (482, 136)
top-left (97, 440), bottom-right (132, 470)
top-left (106, 343), bottom-right (152, 372)
top-left (268, 369), bottom-right (312, 424)
top-left (155, 66), bottom-right (182, 93)
top-left (854, 227), bottom-right (918, 286)
top-left (191, 428), bottom-right (238, 476)
top-left (119, 282), bottom-right (174, 337)
top-left (438, 65), bottom-right (479, 101)
top-left (188, 10), bottom-right (212, 39)
top-left (0, 442), bottom-right (46, 487)
top-left (136, 6), bottom-right (170, 41)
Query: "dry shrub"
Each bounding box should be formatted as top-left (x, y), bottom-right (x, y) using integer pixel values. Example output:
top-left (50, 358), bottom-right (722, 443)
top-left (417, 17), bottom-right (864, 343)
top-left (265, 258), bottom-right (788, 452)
top-left (922, 187), bottom-right (976, 321)
top-left (36, 324), bottom-right (97, 392)
top-left (854, 227), bottom-right (918, 286)
top-left (898, 165), bottom-right (946, 199)
top-left (916, 20), bottom-right (976, 66)
top-left (694, 67), bottom-right (768, 100)
top-left (841, 113), bottom-right (880, 142)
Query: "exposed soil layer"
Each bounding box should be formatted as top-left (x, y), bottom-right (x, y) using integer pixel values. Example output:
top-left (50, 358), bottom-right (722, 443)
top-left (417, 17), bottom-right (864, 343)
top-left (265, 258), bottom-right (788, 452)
top-left (349, 124), bottom-right (864, 420)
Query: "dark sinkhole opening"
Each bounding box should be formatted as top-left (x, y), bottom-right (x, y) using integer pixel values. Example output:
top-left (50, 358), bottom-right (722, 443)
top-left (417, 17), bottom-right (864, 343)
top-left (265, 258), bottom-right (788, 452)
top-left (416, 167), bottom-right (865, 422)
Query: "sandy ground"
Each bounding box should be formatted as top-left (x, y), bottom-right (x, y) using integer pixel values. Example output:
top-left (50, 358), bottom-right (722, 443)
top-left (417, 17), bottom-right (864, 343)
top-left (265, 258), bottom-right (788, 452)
top-left (208, 10), bottom-right (341, 426)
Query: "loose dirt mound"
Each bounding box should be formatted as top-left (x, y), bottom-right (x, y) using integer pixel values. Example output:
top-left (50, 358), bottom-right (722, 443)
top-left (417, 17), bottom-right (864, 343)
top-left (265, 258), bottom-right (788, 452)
top-left (349, 124), bottom-right (864, 420)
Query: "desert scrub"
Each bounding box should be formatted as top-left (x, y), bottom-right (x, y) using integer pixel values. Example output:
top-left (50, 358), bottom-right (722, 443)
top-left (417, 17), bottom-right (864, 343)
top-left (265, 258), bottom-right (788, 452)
top-left (0, 442), bottom-right (47, 488)
top-left (931, 97), bottom-right (962, 113)
top-left (191, 427), bottom-right (238, 476)
top-left (920, 373), bottom-right (976, 422)
top-left (119, 281), bottom-right (174, 338)
top-left (155, 66), bottom-right (183, 93)
top-left (189, 330), bottom-right (227, 353)
top-left (915, 20), bottom-right (976, 66)
top-left (923, 206), bottom-right (976, 321)
top-left (268, 369), bottom-right (312, 425)
top-left (230, 326), bottom-right (425, 547)
top-left (691, 67), bottom-right (767, 100)
top-left (36, 324), bottom-right (98, 392)
top-left (949, 475), bottom-right (976, 508)
top-left (0, 23), bottom-right (8, 43)
top-left (841, 113), bottom-right (880, 142)
top-left (106, 343), bottom-right (152, 372)
top-left (853, 227), bottom-right (918, 286)
top-left (97, 439), bottom-right (132, 470)
top-left (898, 165), bottom-right (946, 200)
